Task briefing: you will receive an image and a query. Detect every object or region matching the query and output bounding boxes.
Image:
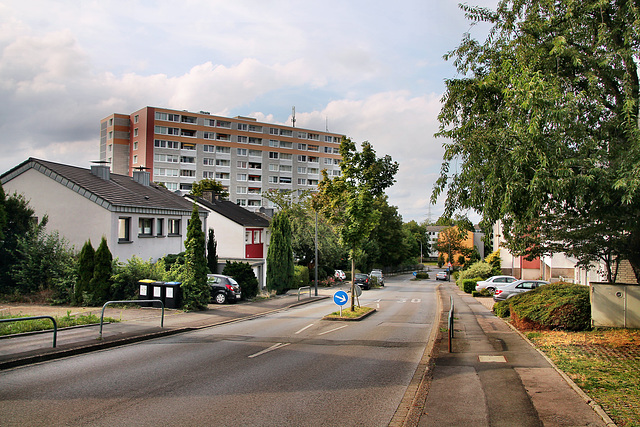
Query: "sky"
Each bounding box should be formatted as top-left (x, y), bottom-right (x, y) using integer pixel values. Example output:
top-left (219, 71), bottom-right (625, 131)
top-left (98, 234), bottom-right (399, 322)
top-left (0, 0), bottom-right (499, 223)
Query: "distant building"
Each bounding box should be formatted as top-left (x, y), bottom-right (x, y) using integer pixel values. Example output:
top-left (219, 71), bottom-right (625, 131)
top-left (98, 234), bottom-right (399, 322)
top-left (426, 225), bottom-right (484, 262)
top-left (1, 158), bottom-right (206, 261)
top-left (100, 107), bottom-right (345, 212)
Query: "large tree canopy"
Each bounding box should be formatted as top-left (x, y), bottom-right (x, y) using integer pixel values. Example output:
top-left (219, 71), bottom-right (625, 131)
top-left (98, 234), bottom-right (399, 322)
top-left (432, 0), bottom-right (640, 282)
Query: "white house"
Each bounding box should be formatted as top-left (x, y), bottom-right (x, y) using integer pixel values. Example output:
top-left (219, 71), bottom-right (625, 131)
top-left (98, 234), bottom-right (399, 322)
top-left (186, 192), bottom-right (270, 288)
top-left (492, 220), bottom-right (604, 284)
top-left (1, 158), bottom-right (206, 261)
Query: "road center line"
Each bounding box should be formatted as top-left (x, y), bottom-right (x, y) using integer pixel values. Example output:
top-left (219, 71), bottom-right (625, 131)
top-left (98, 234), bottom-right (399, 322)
top-left (318, 325), bottom-right (348, 336)
top-left (248, 342), bottom-right (290, 358)
top-left (295, 324), bottom-right (314, 334)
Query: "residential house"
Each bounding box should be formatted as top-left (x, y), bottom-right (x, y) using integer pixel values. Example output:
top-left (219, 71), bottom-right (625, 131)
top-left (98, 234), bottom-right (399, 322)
top-left (492, 220), bottom-right (605, 284)
top-left (186, 191), bottom-right (270, 289)
top-left (0, 158), bottom-right (206, 261)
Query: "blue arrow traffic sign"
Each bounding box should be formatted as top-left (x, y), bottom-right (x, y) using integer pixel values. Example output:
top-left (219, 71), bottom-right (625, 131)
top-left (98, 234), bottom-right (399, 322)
top-left (333, 290), bottom-right (349, 306)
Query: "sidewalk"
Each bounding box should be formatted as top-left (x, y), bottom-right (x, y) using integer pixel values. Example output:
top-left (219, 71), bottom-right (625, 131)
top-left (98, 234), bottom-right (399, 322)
top-left (413, 283), bottom-right (611, 427)
top-left (0, 286), bottom-right (337, 370)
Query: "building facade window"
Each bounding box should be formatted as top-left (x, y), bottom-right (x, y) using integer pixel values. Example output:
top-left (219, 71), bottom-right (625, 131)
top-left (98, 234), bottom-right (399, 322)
top-left (139, 218), bottom-right (153, 236)
top-left (118, 217), bottom-right (131, 242)
top-left (168, 219), bottom-right (181, 235)
top-left (157, 219), bottom-right (164, 236)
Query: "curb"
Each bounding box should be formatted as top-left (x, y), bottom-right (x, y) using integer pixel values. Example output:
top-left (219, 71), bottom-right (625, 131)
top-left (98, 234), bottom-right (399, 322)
top-left (322, 307), bottom-right (376, 321)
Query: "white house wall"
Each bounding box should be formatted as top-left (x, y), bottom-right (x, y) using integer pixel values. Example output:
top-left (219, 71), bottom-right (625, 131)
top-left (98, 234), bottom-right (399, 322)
top-left (209, 215), bottom-right (246, 259)
top-left (3, 168), bottom-right (195, 261)
top-left (3, 168), bottom-right (111, 251)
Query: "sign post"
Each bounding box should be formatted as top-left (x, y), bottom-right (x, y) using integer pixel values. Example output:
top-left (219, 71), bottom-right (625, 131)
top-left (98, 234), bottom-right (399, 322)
top-left (333, 290), bottom-right (349, 317)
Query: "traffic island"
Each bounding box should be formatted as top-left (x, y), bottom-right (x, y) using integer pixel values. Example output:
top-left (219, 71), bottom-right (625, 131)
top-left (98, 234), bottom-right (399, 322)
top-left (323, 306), bottom-right (376, 321)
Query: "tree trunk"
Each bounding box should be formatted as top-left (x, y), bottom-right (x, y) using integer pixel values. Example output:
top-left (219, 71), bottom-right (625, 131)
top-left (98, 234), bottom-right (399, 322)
top-left (350, 256), bottom-right (355, 311)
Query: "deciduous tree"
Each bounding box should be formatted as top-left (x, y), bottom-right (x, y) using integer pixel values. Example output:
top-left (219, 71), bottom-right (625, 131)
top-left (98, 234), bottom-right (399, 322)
top-left (433, 0), bottom-right (640, 282)
top-left (316, 137), bottom-right (398, 309)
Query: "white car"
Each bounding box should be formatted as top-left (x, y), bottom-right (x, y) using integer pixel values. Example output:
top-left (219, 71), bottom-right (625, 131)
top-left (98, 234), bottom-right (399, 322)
top-left (435, 271), bottom-right (448, 280)
top-left (475, 275), bottom-right (517, 293)
top-left (334, 270), bottom-right (346, 281)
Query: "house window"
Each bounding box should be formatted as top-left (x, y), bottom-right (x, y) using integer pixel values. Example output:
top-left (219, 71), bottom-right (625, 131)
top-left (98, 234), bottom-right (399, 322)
top-left (236, 199), bottom-right (247, 206)
top-left (133, 141), bottom-right (138, 150)
top-left (132, 155), bottom-right (138, 164)
top-left (134, 115), bottom-right (139, 123)
top-left (157, 219), bottom-right (164, 236)
top-left (269, 152), bottom-right (279, 159)
top-left (203, 144), bottom-right (215, 152)
top-left (238, 123), bottom-right (247, 131)
top-left (168, 219), bottom-right (181, 235)
top-left (118, 217), bottom-right (131, 242)
top-left (237, 148), bottom-right (247, 156)
top-left (138, 218), bottom-right (153, 236)
top-left (134, 128), bottom-right (139, 137)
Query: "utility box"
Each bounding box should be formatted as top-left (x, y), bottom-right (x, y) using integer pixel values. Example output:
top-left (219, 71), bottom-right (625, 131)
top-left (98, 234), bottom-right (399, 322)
top-left (590, 283), bottom-right (640, 328)
top-left (150, 281), bottom-right (165, 306)
top-left (163, 282), bottom-right (182, 309)
top-left (138, 279), bottom-right (155, 307)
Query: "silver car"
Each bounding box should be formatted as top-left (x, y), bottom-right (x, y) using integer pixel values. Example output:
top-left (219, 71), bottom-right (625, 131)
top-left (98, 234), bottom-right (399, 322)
top-left (369, 269), bottom-right (384, 286)
top-left (493, 279), bottom-right (549, 302)
top-left (475, 275), bottom-right (517, 293)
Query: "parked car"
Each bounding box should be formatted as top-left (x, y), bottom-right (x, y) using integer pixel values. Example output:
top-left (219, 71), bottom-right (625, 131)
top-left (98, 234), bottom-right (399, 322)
top-left (493, 279), bottom-right (549, 302)
top-left (354, 273), bottom-right (371, 290)
top-left (207, 274), bottom-right (242, 304)
top-left (334, 270), bottom-right (346, 281)
top-left (369, 269), bottom-right (384, 286)
top-left (475, 275), bottom-right (517, 293)
top-left (435, 271), bottom-right (448, 281)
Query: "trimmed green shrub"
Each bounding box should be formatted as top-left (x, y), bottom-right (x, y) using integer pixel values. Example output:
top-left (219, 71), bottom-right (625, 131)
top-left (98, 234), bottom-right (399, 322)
top-left (494, 300), bottom-right (510, 317)
top-left (456, 261), bottom-right (492, 288)
top-left (507, 282), bottom-right (591, 331)
top-left (415, 272), bottom-right (429, 279)
top-left (461, 278), bottom-right (477, 293)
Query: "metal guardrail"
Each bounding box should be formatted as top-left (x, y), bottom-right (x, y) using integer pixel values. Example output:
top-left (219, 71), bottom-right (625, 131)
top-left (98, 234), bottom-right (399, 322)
top-left (298, 286), bottom-right (311, 301)
top-left (0, 316), bottom-right (57, 348)
top-left (448, 296), bottom-right (454, 353)
top-left (99, 300), bottom-right (164, 339)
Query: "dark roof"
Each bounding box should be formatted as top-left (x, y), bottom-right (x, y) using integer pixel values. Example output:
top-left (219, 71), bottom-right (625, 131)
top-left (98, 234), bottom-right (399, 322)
top-left (1, 158), bottom-right (199, 215)
top-left (187, 195), bottom-right (270, 227)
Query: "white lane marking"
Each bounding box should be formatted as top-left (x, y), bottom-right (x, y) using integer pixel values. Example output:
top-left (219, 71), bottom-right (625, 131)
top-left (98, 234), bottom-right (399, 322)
top-left (318, 325), bottom-right (348, 336)
top-left (398, 299), bottom-right (407, 303)
top-left (411, 298), bottom-right (422, 303)
top-left (248, 342), bottom-right (291, 358)
top-left (295, 324), bottom-right (314, 334)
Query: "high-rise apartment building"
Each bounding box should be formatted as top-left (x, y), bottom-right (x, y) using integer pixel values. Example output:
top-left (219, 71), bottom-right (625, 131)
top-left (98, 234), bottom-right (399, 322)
top-left (100, 107), bottom-right (344, 211)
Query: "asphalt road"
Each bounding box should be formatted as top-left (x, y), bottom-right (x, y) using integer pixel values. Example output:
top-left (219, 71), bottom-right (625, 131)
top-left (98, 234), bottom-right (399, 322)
top-left (0, 276), bottom-right (437, 426)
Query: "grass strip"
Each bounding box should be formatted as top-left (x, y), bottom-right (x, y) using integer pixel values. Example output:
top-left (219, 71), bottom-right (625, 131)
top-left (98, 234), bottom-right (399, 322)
top-left (527, 329), bottom-right (640, 427)
top-left (0, 311), bottom-right (119, 336)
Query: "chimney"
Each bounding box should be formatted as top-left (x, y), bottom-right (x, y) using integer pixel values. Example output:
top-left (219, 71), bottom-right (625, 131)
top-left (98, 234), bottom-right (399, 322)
top-left (132, 170), bottom-right (150, 186)
top-left (90, 165), bottom-right (110, 180)
top-left (203, 190), bottom-right (223, 203)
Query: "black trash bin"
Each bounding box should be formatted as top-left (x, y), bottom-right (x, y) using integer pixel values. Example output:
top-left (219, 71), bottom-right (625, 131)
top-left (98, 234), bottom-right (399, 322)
top-left (163, 282), bottom-right (182, 309)
top-left (138, 279), bottom-right (155, 307)
top-left (150, 281), bottom-right (165, 307)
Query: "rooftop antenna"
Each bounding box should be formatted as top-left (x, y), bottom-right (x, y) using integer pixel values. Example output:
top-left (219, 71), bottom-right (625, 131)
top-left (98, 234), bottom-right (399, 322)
top-left (325, 116), bottom-right (328, 132)
top-left (292, 106), bottom-right (296, 128)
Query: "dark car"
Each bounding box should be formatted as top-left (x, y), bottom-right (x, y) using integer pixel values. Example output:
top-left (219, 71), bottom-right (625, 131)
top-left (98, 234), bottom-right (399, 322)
top-left (354, 273), bottom-right (371, 290)
top-left (207, 274), bottom-right (242, 304)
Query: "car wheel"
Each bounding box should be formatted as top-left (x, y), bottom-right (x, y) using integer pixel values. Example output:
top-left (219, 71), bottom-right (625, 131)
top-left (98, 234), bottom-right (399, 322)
top-left (487, 287), bottom-right (495, 294)
top-left (214, 292), bottom-right (227, 304)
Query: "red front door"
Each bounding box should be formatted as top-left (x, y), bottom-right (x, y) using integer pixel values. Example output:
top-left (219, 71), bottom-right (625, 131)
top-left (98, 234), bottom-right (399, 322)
top-left (245, 228), bottom-right (263, 258)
